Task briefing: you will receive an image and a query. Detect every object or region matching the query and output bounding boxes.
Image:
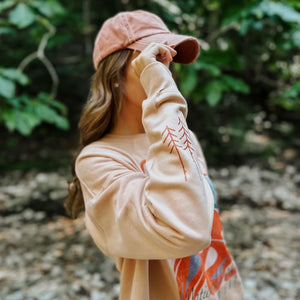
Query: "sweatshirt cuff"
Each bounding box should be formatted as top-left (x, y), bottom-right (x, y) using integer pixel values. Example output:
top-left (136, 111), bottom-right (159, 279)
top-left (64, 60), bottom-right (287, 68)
top-left (140, 62), bottom-right (178, 97)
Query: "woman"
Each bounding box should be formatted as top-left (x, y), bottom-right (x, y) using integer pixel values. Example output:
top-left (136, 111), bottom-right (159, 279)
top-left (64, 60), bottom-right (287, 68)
top-left (65, 10), bottom-right (244, 300)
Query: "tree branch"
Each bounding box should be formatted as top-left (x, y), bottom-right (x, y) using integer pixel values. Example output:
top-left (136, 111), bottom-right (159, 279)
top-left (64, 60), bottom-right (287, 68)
top-left (39, 56), bottom-right (59, 98)
top-left (18, 52), bottom-right (38, 72)
top-left (17, 17), bottom-right (59, 99)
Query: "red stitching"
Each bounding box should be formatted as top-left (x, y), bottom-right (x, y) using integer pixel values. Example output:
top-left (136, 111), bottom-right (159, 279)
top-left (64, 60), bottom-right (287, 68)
top-left (178, 117), bottom-right (195, 155)
top-left (162, 125), bottom-right (187, 181)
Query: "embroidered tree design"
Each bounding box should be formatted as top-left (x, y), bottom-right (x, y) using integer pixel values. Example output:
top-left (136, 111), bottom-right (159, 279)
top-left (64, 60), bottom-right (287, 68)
top-left (178, 117), bottom-right (205, 179)
top-left (162, 125), bottom-right (187, 181)
top-left (178, 117), bottom-right (195, 156)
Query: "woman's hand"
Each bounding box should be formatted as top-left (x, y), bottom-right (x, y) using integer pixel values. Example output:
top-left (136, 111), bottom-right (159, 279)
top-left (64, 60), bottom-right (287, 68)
top-left (131, 42), bottom-right (177, 77)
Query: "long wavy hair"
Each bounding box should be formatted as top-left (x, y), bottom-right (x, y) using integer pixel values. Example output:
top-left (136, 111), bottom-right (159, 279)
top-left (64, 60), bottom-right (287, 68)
top-left (65, 49), bottom-right (134, 219)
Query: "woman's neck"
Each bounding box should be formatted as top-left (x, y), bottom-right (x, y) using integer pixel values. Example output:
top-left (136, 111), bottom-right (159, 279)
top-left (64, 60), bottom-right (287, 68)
top-left (110, 101), bottom-right (145, 135)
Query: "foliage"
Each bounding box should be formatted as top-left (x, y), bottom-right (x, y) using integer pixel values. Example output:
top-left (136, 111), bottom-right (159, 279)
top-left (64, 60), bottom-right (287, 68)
top-left (0, 0), bottom-right (299, 165)
top-left (164, 0), bottom-right (300, 162)
top-left (0, 0), bottom-right (69, 135)
top-left (165, 0), bottom-right (300, 109)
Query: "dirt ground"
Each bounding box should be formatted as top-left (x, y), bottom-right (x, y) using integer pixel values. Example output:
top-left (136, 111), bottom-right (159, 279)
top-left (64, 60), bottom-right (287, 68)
top-left (0, 166), bottom-right (299, 300)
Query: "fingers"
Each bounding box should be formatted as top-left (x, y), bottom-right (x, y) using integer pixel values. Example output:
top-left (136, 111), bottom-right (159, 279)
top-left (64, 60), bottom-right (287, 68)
top-left (148, 42), bottom-right (177, 63)
top-left (131, 42), bottom-right (177, 77)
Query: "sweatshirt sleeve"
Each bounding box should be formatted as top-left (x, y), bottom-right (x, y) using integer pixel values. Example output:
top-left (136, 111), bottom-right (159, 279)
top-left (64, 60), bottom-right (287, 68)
top-left (76, 62), bottom-right (215, 260)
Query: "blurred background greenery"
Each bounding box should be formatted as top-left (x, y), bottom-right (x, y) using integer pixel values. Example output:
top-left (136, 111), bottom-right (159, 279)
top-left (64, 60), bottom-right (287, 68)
top-left (0, 0), bottom-right (299, 172)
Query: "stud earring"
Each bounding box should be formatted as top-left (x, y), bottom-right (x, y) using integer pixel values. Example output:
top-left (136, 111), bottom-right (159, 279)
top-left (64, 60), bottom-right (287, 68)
top-left (114, 82), bottom-right (119, 88)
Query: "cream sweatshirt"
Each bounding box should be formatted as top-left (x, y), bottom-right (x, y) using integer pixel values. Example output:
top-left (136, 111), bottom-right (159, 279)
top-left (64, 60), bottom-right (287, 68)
top-left (76, 62), bottom-right (244, 299)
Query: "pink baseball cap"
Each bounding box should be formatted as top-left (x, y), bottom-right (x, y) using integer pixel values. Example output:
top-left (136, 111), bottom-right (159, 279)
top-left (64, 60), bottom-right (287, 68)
top-left (93, 10), bottom-right (199, 70)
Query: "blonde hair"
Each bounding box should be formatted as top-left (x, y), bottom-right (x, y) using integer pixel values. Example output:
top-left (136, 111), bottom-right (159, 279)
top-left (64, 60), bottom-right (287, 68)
top-left (65, 49), bottom-right (133, 218)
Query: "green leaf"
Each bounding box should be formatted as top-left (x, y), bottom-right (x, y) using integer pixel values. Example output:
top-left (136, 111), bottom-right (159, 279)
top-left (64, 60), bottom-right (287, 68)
top-left (30, 0), bottom-right (65, 17)
top-left (0, 106), bottom-right (17, 131)
top-left (36, 92), bottom-right (52, 102)
top-left (239, 19), bottom-right (253, 35)
top-left (273, 97), bottom-right (300, 111)
top-left (36, 93), bottom-right (68, 115)
top-left (5, 96), bottom-right (24, 108)
top-left (31, 102), bottom-right (57, 122)
top-left (204, 80), bottom-right (227, 106)
top-left (1, 105), bottom-right (41, 135)
top-left (0, 76), bottom-right (15, 98)
top-left (0, 94), bottom-right (69, 135)
top-left (258, 0), bottom-right (300, 25)
top-left (292, 31), bottom-right (300, 46)
top-left (179, 65), bottom-right (198, 95)
top-left (51, 114), bottom-right (69, 130)
top-left (9, 3), bottom-right (36, 29)
top-left (195, 61), bottom-right (221, 76)
top-left (221, 4), bottom-right (254, 28)
top-left (47, 32), bottom-right (73, 49)
top-left (252, 20), bottom-right (264, 30)
top-left (222, 1), bottom-right (300, 32)
top-left (0, 68), bottom-right (29, 85)
top-left (41, 103), bottom-right (69, 129)
top-left (283, 81), bottom-right (300, 98)
top-left (49, 99), bottom-right (68, 115)
top-left (222, 75), bottom-right (250, 93)
top-left (0, 27), bottom-right (15, 35)
top-left (30, 100), bottom-right (69, 129)
top-left (16, 110), bottom-right (41, 135)
top-left (200, 49), bottom-right (245, 71)
top-left (0, 0), bottom-right (15, 13)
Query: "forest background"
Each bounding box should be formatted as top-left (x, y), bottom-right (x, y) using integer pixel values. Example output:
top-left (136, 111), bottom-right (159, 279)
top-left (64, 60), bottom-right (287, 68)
top-left (0, 0), bottom-right (299, 169)
top-left (0, 0), bottom-right (299, 299)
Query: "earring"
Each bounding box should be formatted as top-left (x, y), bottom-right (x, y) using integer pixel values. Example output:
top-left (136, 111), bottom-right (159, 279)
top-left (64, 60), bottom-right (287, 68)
top-left (114, 82), bottom-right (119, 88)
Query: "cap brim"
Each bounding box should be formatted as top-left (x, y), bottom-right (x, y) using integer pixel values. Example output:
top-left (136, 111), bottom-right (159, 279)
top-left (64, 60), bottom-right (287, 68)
top-left (127, 33), bottom-right (199, 64)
